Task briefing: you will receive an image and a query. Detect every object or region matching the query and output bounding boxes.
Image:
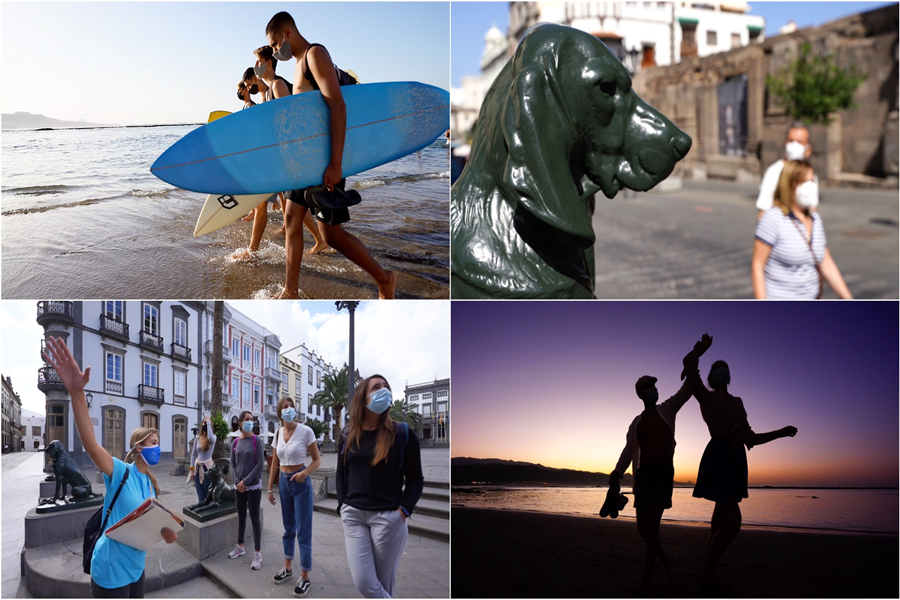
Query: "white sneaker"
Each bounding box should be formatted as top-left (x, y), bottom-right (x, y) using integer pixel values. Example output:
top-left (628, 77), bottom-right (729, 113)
top-left (252, 552), bottom-right (262, 570)
top-left (228, 545), bottom-right (246, 559)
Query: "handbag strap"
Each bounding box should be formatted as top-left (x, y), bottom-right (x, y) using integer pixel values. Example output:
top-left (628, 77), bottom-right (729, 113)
top-left (789, 213), bottom-right (819, 265)
top-left (100, 467), bottom-right (130, 532)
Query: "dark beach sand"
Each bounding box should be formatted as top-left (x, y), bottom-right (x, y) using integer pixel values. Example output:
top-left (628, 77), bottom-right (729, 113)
top-left (451, 507), bottom-right (898, 598)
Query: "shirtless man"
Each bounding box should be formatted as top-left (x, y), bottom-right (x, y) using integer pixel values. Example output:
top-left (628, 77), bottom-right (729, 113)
top-left (610, 368), bottom-right (696, 591)
top-left (265, 11), bottom-right (396, 299)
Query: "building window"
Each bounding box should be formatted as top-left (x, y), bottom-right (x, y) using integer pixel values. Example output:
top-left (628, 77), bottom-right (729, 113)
top-left (731, 33), bottom-right (741, 49)
top-left (254, 383), bottom-right (261, 407)
top-left (243, 343), bottom-right (251, 364)
top-left (243, 380), bottom-right (251, 405)
top-left (422, 404), bottom-right (432, 417)
top-left (143, 304), bottom-right (159, 335)
top-left (308, 394), bottom-right (313, 414)
top-left (232, 338), bottom-right (240, 357)
top-left (32, 426), bottom-right (41, 436)
top-left (295, 379), bottom-right (301, 397)
top-left (316, 371), bottom-right (321, 389)
top-left (143, 362), bottom-right (158, 387)
top-left (409, 394), bottom-right (419, 402)
top-left (174, 318), bottom-right (187, 347)
top-left (104, 301), bottom-right (123, 321)
top-left (106, 352), bottom-right (123, 387)
top-left (423, 392), bottom-right (433, 400)
top-left (142, 412), bottom-right (159, 430)
top-left (232, 375), bottom-right (240, 396)
top-left (438, 402), bottom-right (448, 414)
top-left (174, 371), bottom-right (186, 405)
top-left (706, 30), bottom-right (717, 46)
top-left (316, 404), bottom-right (321, 417)
top-left (254, 349), bottom-right (261, 371)
top-left (307, 365), bottom-right (313, 385)
top-left (282, 372), bottom-right (288, 385)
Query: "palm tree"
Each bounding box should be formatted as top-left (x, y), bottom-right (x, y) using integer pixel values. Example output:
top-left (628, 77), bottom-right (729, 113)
top-left (304, 417), bottom-right (329, 440)
top-left (390, 399), bottom-right (423, 431)
top-left (312, 365), bottom-right (357, 448)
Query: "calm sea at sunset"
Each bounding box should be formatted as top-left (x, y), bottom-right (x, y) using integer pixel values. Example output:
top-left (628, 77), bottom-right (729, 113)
top-left (453, 486), bottom-right (898, 534)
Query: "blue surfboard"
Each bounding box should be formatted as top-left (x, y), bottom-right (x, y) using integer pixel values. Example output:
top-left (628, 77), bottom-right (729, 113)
top-left (151, 82), bottom-right (449, 195)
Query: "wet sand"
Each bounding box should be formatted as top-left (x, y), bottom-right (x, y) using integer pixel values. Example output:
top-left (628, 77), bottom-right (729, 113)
top-left (451, 507), bottom-right (898, 598)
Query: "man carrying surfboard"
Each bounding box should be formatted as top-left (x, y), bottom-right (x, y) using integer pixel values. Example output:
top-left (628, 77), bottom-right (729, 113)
top-left (266, 11), bottom-right (397, 300)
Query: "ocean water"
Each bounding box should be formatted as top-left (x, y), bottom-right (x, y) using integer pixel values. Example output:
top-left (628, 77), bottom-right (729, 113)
top-left (452, 486), bottom-right (899, 534)
top-left (1, 126), bottom-right (449, 299)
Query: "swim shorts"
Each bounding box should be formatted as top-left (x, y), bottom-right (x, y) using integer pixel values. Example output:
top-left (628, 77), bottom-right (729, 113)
top-left (633, 463), bottom-right (674, 510)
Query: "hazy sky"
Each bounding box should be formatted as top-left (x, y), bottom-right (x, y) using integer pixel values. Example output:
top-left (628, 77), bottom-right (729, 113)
top-left (451, 301), bottom-right (899, 488)
top-left (1, 300), bottom-right (449, 416)
top-left (451, 1), bottom-right (896, 87)
top-left (2, 2), bottom-right (450, 125)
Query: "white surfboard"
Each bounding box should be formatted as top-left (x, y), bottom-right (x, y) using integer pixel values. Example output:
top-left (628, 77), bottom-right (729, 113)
top-left (192, 110), bottom-right (277, 237)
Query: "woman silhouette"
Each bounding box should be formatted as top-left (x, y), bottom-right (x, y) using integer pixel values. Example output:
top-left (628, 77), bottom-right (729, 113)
top-left (682, 334), bottom-right (797, 593)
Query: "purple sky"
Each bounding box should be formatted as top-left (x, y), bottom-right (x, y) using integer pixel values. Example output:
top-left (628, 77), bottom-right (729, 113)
top-left (451, 301), bottom-right (899, 488)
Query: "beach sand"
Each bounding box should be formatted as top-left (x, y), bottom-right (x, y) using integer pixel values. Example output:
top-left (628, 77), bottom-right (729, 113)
top-left (451, 507), bottom-right (898, 598)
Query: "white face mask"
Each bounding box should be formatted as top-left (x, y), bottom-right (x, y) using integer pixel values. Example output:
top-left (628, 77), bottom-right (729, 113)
top-left (785, 141), bottom-right (807, 161)
top-left (795, 180), bottom-right (819, 208)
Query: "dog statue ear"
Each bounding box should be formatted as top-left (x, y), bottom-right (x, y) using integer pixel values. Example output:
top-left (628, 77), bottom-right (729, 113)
top-left (499, 50), bottom-right (595, 243)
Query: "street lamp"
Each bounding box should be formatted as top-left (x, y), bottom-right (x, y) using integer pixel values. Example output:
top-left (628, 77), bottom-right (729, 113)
top-left (335, 301), bottom-right (360, 403)
top-left (85, 392), bottom-right (93, 409)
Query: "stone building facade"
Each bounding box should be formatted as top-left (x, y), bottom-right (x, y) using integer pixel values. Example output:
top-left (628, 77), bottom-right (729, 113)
top-left (404, 378), bottom-right (450, 447)
top-left (2, 375), bottom-right (23, 453)
top-left (633, 4), bottom-right (898, 185)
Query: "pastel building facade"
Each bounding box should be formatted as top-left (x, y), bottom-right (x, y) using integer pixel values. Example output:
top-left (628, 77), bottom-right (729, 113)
top-left (21, 409), bottom-right (46, 452)
top-left (280, 344), bottom-right (337, 440)
top-left (404, 378), bottom-right (450, 446)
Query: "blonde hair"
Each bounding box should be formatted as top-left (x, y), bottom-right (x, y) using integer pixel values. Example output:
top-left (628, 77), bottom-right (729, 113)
top-left (774, 160), bottom-right (814, 215)
top-left (197, 422), bottom-right (210, 452)
top-left (125, 427), bottom-right (161, 496)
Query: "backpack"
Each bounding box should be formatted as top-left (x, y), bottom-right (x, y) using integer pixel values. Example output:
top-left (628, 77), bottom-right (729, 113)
top-left (339, 422), bottom-right (409, 468)
top-left (303, 43), bottom-right (359, 91)
top-left (83, 467), bottom-right (130, 575)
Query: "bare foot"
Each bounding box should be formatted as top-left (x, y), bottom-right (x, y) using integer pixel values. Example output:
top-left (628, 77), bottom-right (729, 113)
top-left (241, 212), bottom-right (254, 222)
top-left (275, 288), bottom-right (302, 300)
top-left (377, 270), bottom-right (397, 299)
top-left (231, 249), bottom-right (257, 262)
top-left (307, 243), bottom-right (329, 255)
top-left (273, 226), bottom-right (286, 235)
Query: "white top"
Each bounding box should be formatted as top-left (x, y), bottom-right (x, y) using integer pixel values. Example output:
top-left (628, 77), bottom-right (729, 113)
top-left (614, 381), bottom-right (691, 476)
top-left (275, 423), bottom-right (317, 466)
top-left (756, 159), bottom-right (819, 211)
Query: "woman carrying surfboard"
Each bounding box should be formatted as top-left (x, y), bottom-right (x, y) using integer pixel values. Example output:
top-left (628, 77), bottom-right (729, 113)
top-left (265, 11), bottom-right (397, 300)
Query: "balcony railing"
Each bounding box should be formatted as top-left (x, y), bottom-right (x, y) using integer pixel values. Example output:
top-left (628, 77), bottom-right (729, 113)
top-left (37, 367), bottom-right (65, 392)
top-left (138, 384), bottom-right (165, 406)
top-left (264, 404), bottom-right (278, 417)
top-left (174, 394), bottom-right (187, 406)
top-left (139, 330), bottom-right (164, 353)
top-left (204, 339), bottom-right (232, 361)
top-left (100, 315), bottom-right (130, 341)
top-left (265, 367), bottom-right (283, 382)
top-left (36, 301), bottom-right (74, 327)
top-left (105, 380), bottom-right (123, 395)
top-left (171, 342), bottom-right (192, 363)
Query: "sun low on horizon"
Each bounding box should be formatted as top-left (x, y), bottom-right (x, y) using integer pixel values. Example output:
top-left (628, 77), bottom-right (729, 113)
top-left (451, 302), bottom-right (899, 489)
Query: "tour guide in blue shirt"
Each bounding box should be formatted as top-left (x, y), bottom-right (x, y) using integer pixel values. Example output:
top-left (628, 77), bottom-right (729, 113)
top-left (43, 337), bottom-right (178, 598)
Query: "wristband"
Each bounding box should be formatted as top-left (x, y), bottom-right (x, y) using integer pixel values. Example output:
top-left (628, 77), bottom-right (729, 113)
top-left (267, 489), bottom-right (274, 494)
top-left (399, 506), bottom-right (410, 518)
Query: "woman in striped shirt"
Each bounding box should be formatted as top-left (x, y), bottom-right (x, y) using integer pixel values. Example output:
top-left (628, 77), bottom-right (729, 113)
top-left (751, 160), bottom-right (852, 299)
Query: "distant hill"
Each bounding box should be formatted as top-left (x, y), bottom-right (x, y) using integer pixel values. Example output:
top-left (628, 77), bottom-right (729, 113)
top-left (2, 112), bottom-right (117, 130)
top-left (451, 457), bottom-right (693, 487)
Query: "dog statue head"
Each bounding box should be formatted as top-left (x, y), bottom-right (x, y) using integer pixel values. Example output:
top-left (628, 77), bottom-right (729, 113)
top-left (452, 24), bottom-right (691, 298)
top-left (45, 439), bottom-right (65, 463)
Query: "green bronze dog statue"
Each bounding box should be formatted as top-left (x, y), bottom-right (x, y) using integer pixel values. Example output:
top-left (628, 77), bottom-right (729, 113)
top-left (451, 24), bottom-right (692, 298)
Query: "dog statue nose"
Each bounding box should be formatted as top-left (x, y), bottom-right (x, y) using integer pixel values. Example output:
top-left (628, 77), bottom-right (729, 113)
top-left (672, 131), bottom-right (692, 159)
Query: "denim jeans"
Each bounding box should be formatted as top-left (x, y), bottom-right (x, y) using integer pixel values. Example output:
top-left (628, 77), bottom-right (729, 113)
top-left (193, 468), bottom-right (212, 503)
top-left (279, 471), bottom-right (313, 571)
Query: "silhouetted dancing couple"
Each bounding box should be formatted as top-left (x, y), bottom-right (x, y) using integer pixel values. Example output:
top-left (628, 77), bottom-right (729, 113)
top-left (610, 333), bottom-right (797, 594)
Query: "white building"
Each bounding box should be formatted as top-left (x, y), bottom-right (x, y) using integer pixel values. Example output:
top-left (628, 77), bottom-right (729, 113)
top-left (451, 24), bottom-right (510, 141)
top-left (21, 409), bottom-right (46, 452)
top-left (280, 344), bottom-right (337, 440)
top-left (36, 301), bottom-right (206, 466)
top-left (404, 378), bottom-right (450, 445)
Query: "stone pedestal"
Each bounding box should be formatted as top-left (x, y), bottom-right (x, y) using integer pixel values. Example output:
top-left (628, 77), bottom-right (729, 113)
top-left (35, 495), bottom-right (103, 514)
top-left (39, 481), bottom-right (56, 498)
top-left (183, 502), bottom-right (236, 523)
top-left (310, 467), bottom-right (336, 502)
top-left (176, 507), bottom-right (264, 561)
top-left (24, 505), bottom-right (98, 548)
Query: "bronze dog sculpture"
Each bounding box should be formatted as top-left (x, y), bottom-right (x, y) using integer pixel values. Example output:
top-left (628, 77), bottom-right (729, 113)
top-left (451, 24), bottom-right (692, 298)
top-left (186, 460), bottom-right (235, 512)
top-left (40, 439), bottom-right (95, 504)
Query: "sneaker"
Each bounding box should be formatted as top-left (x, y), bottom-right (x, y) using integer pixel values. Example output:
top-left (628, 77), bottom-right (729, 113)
top-left (228, 545), bottom-right (245, 559)
top-left (273, 567), bottom-right (293, 584)
top-left (293, 577), bottom-right (311, 598)
top-left (251, 552), bottom-right (262, 570)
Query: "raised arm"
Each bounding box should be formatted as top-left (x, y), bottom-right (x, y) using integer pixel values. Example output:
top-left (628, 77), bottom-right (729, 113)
top-left (681, 334), bottom-right (715, 403)
top-left (42, 337), bottom-right (114, 477)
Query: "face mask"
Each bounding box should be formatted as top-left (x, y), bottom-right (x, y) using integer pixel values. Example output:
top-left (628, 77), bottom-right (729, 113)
top-left (709, 367), bottom-right (731, 387)
top-left (785, 141), bottom-right (807, 161)
top-left (281, 408), bottom-right (297, 423)
top-left (795, 180), bottom-right (818, 208)
top-left (366, 387), bottom-right (393, 414)
top-left (273, 38), bottom-right (292, 61)
top-left (253, 64), bottom-right (268, 79)
top-left (249, 84), bottom-right (259, 95)
top-left (138, 445), bottom-right (160, 466)
top-left (242, 421), bottom-right (254, 433)
top-left (642, 387), bottom-right (659, 403)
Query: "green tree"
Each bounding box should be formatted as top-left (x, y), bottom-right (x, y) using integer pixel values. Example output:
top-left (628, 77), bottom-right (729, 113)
top-left (767, 41), bottom-right (867, 126)
top-left (304, 417), bottom-right (329, 440)
top-left (311, 365), bottom-right (359, 448)
top-left (390, 399), bottom-right (423, 431)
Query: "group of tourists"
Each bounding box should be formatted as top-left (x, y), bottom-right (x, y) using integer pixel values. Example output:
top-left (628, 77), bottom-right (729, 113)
top-left (610, 333), bottom-right (798, 594)
top-left (43, 336), bottom-right (423, 598)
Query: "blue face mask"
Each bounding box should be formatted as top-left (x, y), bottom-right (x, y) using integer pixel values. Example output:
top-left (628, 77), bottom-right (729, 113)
top-left (281, 408), bottom-right (297, 423)
top-left (242, 421), bottom-right (254, 433)
top-left (366, 387), bottom-right (393, 414)
top-left (642, 387), bottom-right (659, 403)
top-left (709, 367), bottom-right (731, 387)
top-left (139, 445), bottom-right (160, 466)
